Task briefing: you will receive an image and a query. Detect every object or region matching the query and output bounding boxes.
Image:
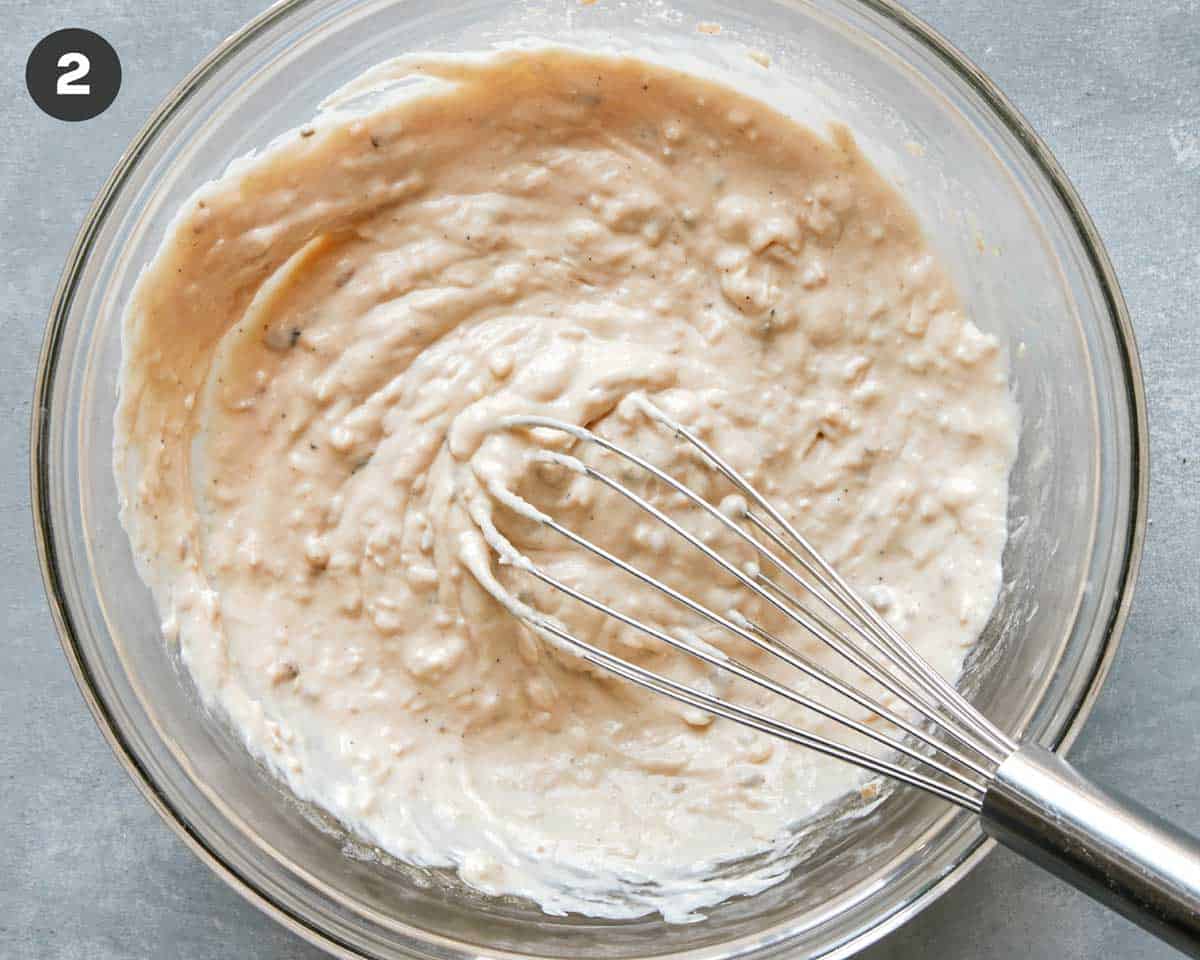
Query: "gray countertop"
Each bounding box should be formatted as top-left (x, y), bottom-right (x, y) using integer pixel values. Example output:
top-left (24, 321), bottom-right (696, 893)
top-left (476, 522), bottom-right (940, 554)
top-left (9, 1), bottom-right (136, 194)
top-left (3, 1), bottom-right (1197, 957)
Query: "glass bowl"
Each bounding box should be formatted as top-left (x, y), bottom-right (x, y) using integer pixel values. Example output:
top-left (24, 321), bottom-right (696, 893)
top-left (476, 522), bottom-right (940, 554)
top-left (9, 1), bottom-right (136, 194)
top-left (31, 0), bottom-right (1147, 958)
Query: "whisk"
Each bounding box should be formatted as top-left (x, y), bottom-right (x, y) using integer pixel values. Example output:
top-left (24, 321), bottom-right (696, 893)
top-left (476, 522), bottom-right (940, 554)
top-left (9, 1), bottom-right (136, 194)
top-left (467, 395), bottom-right (1200, 957)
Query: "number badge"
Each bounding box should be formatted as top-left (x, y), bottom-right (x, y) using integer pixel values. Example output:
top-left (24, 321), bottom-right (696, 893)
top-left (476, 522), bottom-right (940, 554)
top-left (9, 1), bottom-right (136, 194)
top-left (26, 28), bottom-right (121, 122)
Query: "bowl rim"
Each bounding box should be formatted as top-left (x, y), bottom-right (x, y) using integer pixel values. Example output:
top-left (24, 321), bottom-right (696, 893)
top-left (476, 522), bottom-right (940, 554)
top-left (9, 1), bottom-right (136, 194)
top-left (30, 0), bottom-right (1149, 957)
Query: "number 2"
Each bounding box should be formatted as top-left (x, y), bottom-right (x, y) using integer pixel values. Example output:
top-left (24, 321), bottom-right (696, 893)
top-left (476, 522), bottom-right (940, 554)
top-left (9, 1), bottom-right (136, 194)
top-left (57, 52), bottom-right (91, 96)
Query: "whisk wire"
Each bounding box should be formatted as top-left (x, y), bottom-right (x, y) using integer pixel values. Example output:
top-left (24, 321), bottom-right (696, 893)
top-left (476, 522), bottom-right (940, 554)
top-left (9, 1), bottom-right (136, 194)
top-left (740, 514), bottom-right (1005, 760)
top-left (643, 404), bottom-right (1016, 758)
top-left (751, 568), bottom-right (1003, 767)
top-left (532, 614), bottom-right (987, 810)
top-left (516, 447), bottom-right (996, 781)
top-left (743, 510), bottom-right (1013, 758)
top-left (645, 405), bottom-right (1011, 754)
top-left (525, 556), bottom-right (988, 795)
top-left (468, 498), bottom-right (987, 811)
top-left (501, 412), bottom-right (1006, 765)
top-left (471, 399), bottom-right (1014, 813)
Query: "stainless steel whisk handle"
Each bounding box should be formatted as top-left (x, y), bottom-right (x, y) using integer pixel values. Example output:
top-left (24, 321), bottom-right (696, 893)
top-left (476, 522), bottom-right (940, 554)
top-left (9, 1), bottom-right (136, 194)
top-left (981, 744), bottom-right (1200, 956)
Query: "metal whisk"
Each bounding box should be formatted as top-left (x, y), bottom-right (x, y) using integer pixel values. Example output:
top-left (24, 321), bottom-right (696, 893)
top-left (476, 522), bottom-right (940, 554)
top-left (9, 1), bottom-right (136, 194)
top-left (467, 395), bottom-right (1200, 956)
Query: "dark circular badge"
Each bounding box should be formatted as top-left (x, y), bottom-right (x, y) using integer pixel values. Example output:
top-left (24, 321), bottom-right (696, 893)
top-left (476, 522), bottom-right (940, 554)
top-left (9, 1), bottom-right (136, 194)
top-left (26, 28), bottom-right (121, 122)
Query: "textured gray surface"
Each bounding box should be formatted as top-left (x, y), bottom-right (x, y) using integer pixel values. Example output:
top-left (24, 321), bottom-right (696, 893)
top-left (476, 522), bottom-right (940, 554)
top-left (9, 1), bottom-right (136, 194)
top-left (3, 1), bottom-right (1197, 957)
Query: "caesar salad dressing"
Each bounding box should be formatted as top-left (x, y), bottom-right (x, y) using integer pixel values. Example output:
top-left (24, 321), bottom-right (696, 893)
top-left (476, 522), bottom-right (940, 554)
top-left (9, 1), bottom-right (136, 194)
top-left (115, 49), bottom-right (1017, 920)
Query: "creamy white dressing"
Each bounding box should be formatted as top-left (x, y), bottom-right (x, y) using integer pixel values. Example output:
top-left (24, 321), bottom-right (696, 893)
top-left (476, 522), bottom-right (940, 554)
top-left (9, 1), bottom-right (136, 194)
top-left (115, 49), bottom-right (1017, 921)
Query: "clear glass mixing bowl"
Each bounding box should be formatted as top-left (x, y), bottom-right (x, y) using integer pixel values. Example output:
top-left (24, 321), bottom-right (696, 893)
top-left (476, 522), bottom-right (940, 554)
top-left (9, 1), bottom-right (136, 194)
top-left (31, 1), bottom-right (1147, 957)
